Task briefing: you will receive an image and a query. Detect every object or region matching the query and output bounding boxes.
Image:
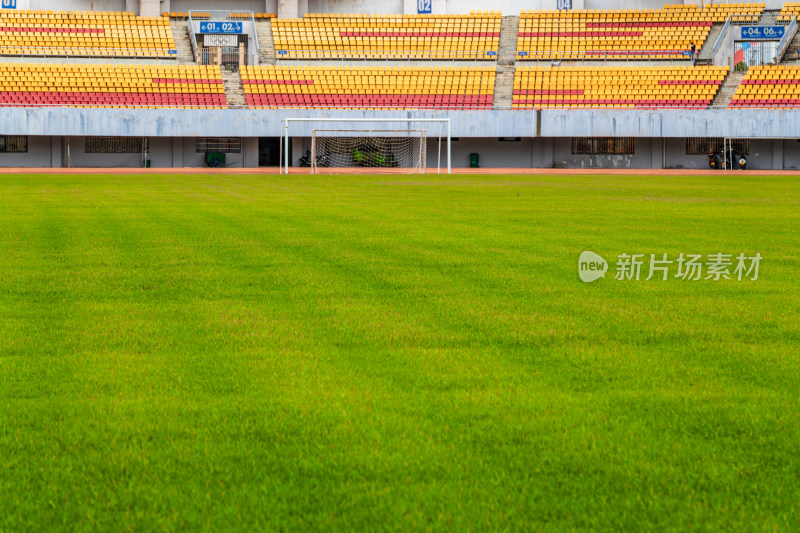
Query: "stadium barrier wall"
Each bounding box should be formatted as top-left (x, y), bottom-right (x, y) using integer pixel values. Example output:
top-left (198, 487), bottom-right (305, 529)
top-left (2, 108), bottom-right (800, 139)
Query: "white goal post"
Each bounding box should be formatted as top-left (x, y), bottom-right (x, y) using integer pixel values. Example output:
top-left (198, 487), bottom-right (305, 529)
top-left (280, 118), bottom-right (451, 174)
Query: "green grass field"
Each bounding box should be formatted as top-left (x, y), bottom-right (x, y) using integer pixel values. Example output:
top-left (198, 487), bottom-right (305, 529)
top-left (1, 173), bottom-right (798, 532)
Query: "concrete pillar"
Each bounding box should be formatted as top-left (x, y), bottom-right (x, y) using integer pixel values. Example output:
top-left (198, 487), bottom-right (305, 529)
top-left (278, 0), bottom-right (299, 19)
top-left (51, 136), bottom-right (62, 168)
top-left (772, 139), bottom-right (783, 170)
top-left (172, 138), bottom-right (183, 167)
top-left (138, 0), bottom-right (161, 18)
top-left (239, 43), bottom-right (246, 67)
top-left (542, 138), bottom-right (554, 168)
top-left (245, 138), bottom-right (260, 167)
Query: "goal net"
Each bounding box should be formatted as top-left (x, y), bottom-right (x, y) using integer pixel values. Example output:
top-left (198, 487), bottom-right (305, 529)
top-left (311, 130), bottom-right (427, 173)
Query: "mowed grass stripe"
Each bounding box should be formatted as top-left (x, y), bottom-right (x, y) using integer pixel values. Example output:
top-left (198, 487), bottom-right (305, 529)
top-left (0, 174), bottom-right (798, 532)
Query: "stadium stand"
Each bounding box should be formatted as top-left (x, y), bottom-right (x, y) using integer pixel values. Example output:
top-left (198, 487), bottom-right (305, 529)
top-left (241, 66), bottom-right (495, 109)
top-left (704, 2), bottom-right (765, 22)
top-left (779, 2), bottom-right (800, 21)
top-left (729, 65), bottom-right (800, 108)
top-left (0, 64), bottom-right (226, 108)
top-left (516, 4), bottom-right (765, 60)
top-left (0, 10), bottom-right (175, 58)
top-left (512, 66), bottom-right (728, 109)
top-left (271, 12), bottom-right (501, 60)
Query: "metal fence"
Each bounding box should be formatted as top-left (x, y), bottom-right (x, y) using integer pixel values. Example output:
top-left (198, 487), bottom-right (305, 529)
top-left (276, 50), bottom-right (497, 61)
top-left (516, 50), bottom-right (692, 63)
top-left (0, 47), bottom-right (177, 59)
top-left (201, 46), bottom-right (242, 69)
top-left (188, 10), bottom-right (258, 61)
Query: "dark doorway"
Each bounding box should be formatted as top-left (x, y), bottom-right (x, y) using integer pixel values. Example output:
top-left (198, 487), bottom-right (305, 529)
top-left (259, 138), bottom-right (282, 167)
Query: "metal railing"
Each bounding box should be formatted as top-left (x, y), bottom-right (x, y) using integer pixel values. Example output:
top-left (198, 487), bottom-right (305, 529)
top-left (776, 16), bottom-right (798, 63)
top-left (276, 49), bottom-right (498, 61)
top-left (516, 50), bottom-right (692, 63)
top-left (731, 13), bottom-right (792, 26)
top-left (189, 10), bottom-right (258, 59)
top-left (0, 47), bottom-right (177, 59)
top-left (186, 12), bottom-right (200, 62)
top-left (712, 16), bottom-right (732, 60)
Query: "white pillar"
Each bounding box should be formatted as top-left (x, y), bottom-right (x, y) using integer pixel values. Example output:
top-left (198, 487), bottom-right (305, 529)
top-left (278, 0), bottom-right (299, 19)
top-left (138, 0), bottom-right (161, 18)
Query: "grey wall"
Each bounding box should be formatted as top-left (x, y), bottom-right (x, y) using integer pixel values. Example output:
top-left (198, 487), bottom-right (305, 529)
top-left (0, 136), bottom-right (56, 168)
top-left (553, 137), bottom-right (657, 170)
top-left (1, 136), bottom-right (796, 169)
top-left (67, 137), bottom-right (148, 168)
top-left (784, 140), bottom-right (800, 170)
top-left (4, 108), bottom-right (800, 140)
top-left (437, 138), bottom-right (541, 169)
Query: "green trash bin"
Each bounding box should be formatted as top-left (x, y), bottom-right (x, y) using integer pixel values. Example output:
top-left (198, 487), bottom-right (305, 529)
top-left (144, 159), bottom-right (151, 168)
top-left (469, 153), bottom-right (479, 168)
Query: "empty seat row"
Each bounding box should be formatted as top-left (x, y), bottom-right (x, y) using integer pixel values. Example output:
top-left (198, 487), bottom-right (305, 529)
top-left (0, 64), bottom-right (225, 108)
top-left (518, 4), bottom-right (764, 61)
top-left (0, 10), bottom-right (174, 58)
top-left (272, 12), bottom-right (501, 60)
top-left (513, 66), bottom-right (728, 109)
top-left (730, 65), bottom-right (800, 108)
top-left (241, 65), bottom-right (495, 109)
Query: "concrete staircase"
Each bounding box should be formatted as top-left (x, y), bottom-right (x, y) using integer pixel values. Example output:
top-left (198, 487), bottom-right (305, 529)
top-left (711, 71), bottom-right (745, 108)
top-left (170, 21), bottom-right (197, 64)
top-left (493, 15), bottom-right (519, 110)
top-left (255, 20), bottom-right (277, 65)
top-left (696, 22), bottom-right (725, 65)
top-left (780, 30), bottom-right (800, 64)
top-left (221, 69), bottom-right (247, 108)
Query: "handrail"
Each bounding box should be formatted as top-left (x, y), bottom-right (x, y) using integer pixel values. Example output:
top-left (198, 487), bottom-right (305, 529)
top-left (189, 10), bottom-right (257, 64)
top-left (276, 49), bottom-right (499, 61)
top-left (712, 16), bottom-right (731, 61)
top-left (186, 12), bottom-right (199, 63)
top-left (251, 11), bottom-right (260, 59)
top-left (776, 16), bottom-right (798, 63)
top-left (0, 46), bottom-right (177, 59)
top-left (516, 50), bottom-right (692, 62)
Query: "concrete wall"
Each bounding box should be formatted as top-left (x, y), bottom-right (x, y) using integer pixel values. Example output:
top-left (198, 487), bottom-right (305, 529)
top-left (168, 0), bottom-right (272, 13)
top-left (4, 108), bottom-right (800, 140)
top-left (0, 136), bottom-right (796, 169)
top-left (663, 138), bottom-right (777, 169)
top-left (0, 136), bottom-right (57, 167)
top-left (553, 137), bottom-right (657, 169)
top-left (3, 108), bottom-right (800, 140)
top-left (783, 139), bottom-right (800, 170)
top-left (67, 137), bottom-right (150, 168)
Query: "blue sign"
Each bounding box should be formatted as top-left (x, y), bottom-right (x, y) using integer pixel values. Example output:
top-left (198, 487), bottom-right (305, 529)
top-left (199, 21), bottom-right (243, 34)
top-left (417, 0), bottom-right (432, 15)
top-left (741, 26), bottom-right (785, 40)
top-left (557, 0), bottom-right (572, 9)
top-left (1, 0), bottom-right (17, 9)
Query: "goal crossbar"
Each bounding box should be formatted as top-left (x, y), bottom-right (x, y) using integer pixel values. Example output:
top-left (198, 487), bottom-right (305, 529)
top-left (280, 118), bottom-right (451, 174)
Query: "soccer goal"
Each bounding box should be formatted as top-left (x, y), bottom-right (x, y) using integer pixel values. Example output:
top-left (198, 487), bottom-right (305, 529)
top-left (311, 130), bottom-right (426, 173)
top-left (280, 118), bottom-right (450, 174)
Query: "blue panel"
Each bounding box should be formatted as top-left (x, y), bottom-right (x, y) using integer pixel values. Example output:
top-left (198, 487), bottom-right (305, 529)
top-left (741, 26), bottom-right (785, 40)
top-left (198, 21), bottom-right (243, 34)
top-left (1, 0), bottom-right (17, 9)
top-left (417, 0), bottom-right (432, 15)
top-left (557, 0), bottom-right (572, 9)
